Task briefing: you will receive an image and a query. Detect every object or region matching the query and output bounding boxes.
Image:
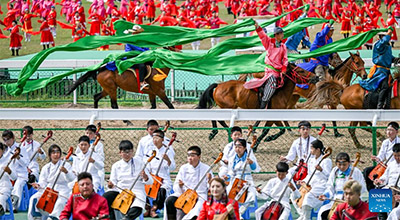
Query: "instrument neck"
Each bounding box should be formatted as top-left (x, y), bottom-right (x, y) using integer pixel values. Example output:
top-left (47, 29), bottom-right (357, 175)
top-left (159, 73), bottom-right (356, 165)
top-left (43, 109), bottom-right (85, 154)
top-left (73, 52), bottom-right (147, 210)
top-left (306, 154), bottom-right (325, 185)
top-left (155, 145), bottom-right (170, 176)
top-left (29, 142), bottom-right (45, 163)
top-left (84, 145), bottom-right (96, 172)
top-left (51, 159), bottom-right (67, 189)
top-left (384, 154), bottom-right (394, 166)
top-left (239, 149), bottom-right (253, 180)
top-left (193, 162), bottom-right (215, 191)
top-left (0, 156), bottom-right (15, 179)
top-left (129, 159), bottom-right (150, 191)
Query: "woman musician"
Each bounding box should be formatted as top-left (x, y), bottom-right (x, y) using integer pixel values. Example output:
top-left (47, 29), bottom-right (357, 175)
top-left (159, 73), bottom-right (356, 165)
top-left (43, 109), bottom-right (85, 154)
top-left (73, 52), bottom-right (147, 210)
top-left (0, 142), bottom-right (17, 216)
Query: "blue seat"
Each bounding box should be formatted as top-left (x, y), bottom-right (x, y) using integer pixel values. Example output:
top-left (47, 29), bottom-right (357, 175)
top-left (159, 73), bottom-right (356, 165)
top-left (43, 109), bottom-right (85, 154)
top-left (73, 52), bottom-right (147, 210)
top-left (97, 186), bottom-right (105, 196)
top-left (18, 184), bottom-right (30, 211)
top-left (241, 197), bottom-right (258, 220)
top-left (0, 197), bottom-right (14, 220)
top-left (311, 208), bottom-right (319, 219)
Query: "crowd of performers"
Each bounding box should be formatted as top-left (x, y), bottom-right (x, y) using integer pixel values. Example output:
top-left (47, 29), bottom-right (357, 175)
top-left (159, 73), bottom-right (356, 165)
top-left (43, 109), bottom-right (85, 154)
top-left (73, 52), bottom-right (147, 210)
top-left (0, 0), bottom-right (400, 55)
top-left (0, 119), bottom-right (399, 220)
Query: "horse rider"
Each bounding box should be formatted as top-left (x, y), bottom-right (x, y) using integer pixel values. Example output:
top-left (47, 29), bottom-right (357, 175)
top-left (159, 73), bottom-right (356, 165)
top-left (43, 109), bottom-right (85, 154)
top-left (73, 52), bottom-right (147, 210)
top-left (297, 20), bottom-right (335, 81)
top-left (243, 20), bottom-right (288, 109)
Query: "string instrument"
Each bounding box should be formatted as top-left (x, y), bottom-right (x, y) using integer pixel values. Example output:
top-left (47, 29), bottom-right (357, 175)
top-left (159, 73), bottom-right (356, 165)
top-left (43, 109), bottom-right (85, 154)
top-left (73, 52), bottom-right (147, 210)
top-left (368, 154), bottom-right (393, 181)
top-left (295, 147), bottom-right (332, 208)
top-left (111, 150), bottom-right (156, 215)
top-left (72, 132), bottom-right (101, 194)
top-left (37, 147), bottom-right (74, 213)
top-left (245, 125), bottom-right (254, 142)
top-left (175, 152), bottom-right (223, 214)
top-left (327, 152), bottom-right (361, 219)
top-left (262, 160), bottom-right (305, 220)
top-left (145, 132), bottom-right (177, 199)
top-left (162, 121), bottom-right (170, 132)
top-left (216, 183), bottom-right (250, 220)
top-left (294, 124), bottom-right (326, 182)
top-left (0, 148), bottom-right (21, 180)
top-left (29, 131), bottom-right (53, 163)
top-left (228, 135), bottom-right (257, 203)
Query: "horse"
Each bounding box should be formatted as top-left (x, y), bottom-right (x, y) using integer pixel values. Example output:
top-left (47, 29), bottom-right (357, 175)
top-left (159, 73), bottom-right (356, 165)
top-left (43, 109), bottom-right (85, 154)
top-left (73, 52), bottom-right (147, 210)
top-left (197, 62), bottom-right (318, 149)
top-left (304, 69), bottom-right (400, 148)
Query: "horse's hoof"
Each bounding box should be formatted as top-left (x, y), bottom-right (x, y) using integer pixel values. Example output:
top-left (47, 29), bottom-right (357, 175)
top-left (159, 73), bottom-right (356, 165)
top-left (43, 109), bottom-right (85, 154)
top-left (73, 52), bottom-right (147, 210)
top-left (208, 130), bottom-right (218, 141)
top-left (123, 120), bottom-right (133, 126)
top-left (334, 132), bottom-right (345, 138)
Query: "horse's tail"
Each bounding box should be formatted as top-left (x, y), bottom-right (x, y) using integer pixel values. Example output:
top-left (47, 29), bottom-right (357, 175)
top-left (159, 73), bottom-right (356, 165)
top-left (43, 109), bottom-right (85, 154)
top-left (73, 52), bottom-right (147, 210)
top-left (302, 79), bottom-right (345, 109)
top-left (66, 66), bottom-right (105, 95)
top-left (197, 83), bottom-right (218, 109)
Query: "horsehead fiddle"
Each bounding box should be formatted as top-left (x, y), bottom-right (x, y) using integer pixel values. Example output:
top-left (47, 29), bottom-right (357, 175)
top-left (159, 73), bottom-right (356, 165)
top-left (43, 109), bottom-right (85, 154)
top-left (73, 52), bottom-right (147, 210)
top-left (216, 182), bottom-right (250, 220)
top-left (174, 152), bottom-right (223, 214)
top-left (28, 131), bottom-right (53, 164)
top-left (294, 123), bottom-right (326, 182)
top-left (111, 150), bottom-right (157, 215)
top-left (368, 154), bottom-right (393, 181)
top-left (0, 130), bottom-right (27, 179)
top-left (36, 146), bottom-right (74, 214)
top-left (228, 135), bottom-right (257, 203)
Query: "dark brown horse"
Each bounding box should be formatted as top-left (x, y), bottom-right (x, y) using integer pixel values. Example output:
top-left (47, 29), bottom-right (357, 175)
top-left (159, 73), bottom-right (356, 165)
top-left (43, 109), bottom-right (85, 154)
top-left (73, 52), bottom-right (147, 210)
top-left (197, 62), bottom-right (318, 149)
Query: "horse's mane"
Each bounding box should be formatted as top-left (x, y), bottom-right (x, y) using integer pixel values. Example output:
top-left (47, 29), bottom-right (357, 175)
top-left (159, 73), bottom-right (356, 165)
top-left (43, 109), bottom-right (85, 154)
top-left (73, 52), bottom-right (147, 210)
top-left (302, 78), bottom-right (344, 109)
top-left (328, 55), bottom-right (353, 78)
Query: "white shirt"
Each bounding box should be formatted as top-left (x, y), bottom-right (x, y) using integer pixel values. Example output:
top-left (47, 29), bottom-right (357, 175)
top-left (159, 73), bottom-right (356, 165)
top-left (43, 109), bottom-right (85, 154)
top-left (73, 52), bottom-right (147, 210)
top-left (227, 150), bottom-right (260, 183)
top-left (379, 160), bottom-right (400, 187)
top-left (39, 160), bottom-right (75, 197)
top-left (23, 140), bottom-right (46, 176)
top-left (285, 135), bottom-right (316, 163)
top-left (0, 153), bottom-right (17, 190)
top-left (377, 136), bottom-right (400, 162)
top-left (72, 150), bottom-right (104, 189)
top-left (143, 144), bottom-right (175, 190)
top-left (76, 140), bottom-right (104, 161)
top-left (109, 157), bottom-right (153, 209)
top-left (173, 162), bottom-right (213, 198)
top-left (219, 142), bottom-right (251, 177)
top-left (5, 142), bottom-right (29, 179)
top-left (260, 176), bottom-right (301, 209)
top-left (135, 134), bottom-right (170, 158)
top-left (303, 155), bottom-right (332, 187)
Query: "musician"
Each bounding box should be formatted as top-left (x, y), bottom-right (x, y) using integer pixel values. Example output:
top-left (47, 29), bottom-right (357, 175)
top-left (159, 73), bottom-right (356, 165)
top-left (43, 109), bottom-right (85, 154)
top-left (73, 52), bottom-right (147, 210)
top-left (2, 130), bottom-right (29, 211)
top-left (364, 121), bottom-right (400, 191)
top-left (198, 177), bottom-right (240, 220)
top-left (255, 162), bottom-right (300, 220)
top-left (219, 126), bottom-right (250, 179)
top-left (28, 144), bottom-right (75, 220)
top-left (103, 140), bottom-right (153, 220)
top-left (136, 120), bottom-right (162, 158)
top-left (330, 180), bottom-right (378, 220)
top-left (374, 143), bottom-right (400, 187)
top-left (143, 129), bottom-right (176, 218)
top-left (0, 143), bottom-right (17, 216)
top-left (71, 136), bottom-right (104, 192)
top-left (295, 140), bottom-right (332, 220)
top-left (60, 172), bottom-right (109, 220)
top-left (226, 139), bottom-right (260, 217)
top-left (388, 193), bottom-right (400, 219)
top-left (22, 126), bottom-right (46, 189)
top-left (164, 146), bottom-right (213, 220)
top-left (317, 152), bottom-right (367, 220)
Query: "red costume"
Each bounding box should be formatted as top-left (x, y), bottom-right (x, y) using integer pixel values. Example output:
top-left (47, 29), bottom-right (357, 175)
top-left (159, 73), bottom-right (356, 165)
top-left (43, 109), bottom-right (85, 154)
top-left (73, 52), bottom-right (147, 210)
top-left (331, 200), bottom-right (378, 220)
top-left (9, 25), bottom-right (22, 49)
top-left (197, 199), bottom-right (240, 220)
top-left (59, 192), bottom-right (109, 220)
top-left (88, 13), bottom-right (102, 35)
top-left (39, 20), bottom-right (54, 46)
top-left (340, 11), bottom-right (352, 34)
top-left (22, 13), bottom-right (36, 32)
top-left (98, 21), bottom-right (112, 50)
top-left (48, 10), bottom-right (57, 27)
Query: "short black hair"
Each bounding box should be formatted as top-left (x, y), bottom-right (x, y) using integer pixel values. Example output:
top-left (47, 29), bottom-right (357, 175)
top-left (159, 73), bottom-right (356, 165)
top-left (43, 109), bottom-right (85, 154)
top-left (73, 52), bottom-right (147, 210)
top-left (78, 172), bottom-right (93, 182)
top-left (85, 124), bottom-right (97, 133)
top-left (298, 121), bottom-right (311, 128)
top-left (393, 143), bottom-right (400, 153)
top-left (231, 126), bottom-right (242, 134)
top-left (2, 130), bottom-right (14, 139)
top-left (78, 135), bottom-right (90, 144)
top-left (276, 162), bottom-right (289, 172)
top-left (336, 152), bottom-right (350, 162)
top-left (311, 139), bottom-right (325, 153)
top-left (147, 120), bottom-right (159, 128)
top-left (235, 139), bottom-right (247, 148)
top-left (119, 140), bottom-right (133, 151)
top-left (188, 145), bottom-right (201, 155)
top-left (23, 126), bottom-right (33, 135)
top-left (388, 122), bottom-right (399, 131)
top-left (48, 144), bottom-right (61, 161)
top-left (153, 129), bottom-right (165, 138)
top-left (0, 143), bottom-right (5, 151)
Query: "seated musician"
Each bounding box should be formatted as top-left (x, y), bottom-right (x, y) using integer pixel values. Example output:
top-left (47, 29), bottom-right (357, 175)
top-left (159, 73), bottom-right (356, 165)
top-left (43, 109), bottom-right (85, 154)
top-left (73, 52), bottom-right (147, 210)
top-left (103, 140), bottom-right (153, 220)
top-left (295, 140), bottom-right (332, 220)
top-left (2, 130), bottom-right (29, 211)
top-left (279, 121), bottom-right (316, 174)
top-left (330, 180), bottom-right (378, 220)
top-left (255, 162), bottom-right (300, 220)
top-left (317, 152), bottom-right (367, 220)
top-left (60, 172), bottom-right (109, 220)
top-left (364, 121), bottom-right (400, 191)
top-left (165, 146), bottom-right (213, 220)
top-left (143, 129), bottom-right (176, 217)
top-left (219, 127), bottom-right (251, 179)
top-left (197, 177), bottom-right (240, 220)
top-left (136, 120), bottom-right (165, 158)
top-left (71, 136), bottom-right (104, 192)
top-left (22, 126), bottom-right (46, 189)
top-left (76, 124), bottom-right (105, 161)
top-left (0, 143), bottom-right (17, 216)
top-left (28, 144), bottom-right (75, 220)
top-left (388, 192), bottom-right (400, 219)
top-left (226, 139), bottom-right (260, 217)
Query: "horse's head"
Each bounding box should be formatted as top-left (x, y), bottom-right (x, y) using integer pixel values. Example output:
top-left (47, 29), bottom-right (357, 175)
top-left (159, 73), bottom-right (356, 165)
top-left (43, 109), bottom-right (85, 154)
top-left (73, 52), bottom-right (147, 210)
top-left (348, 51), bottom-right (368, 79)
top-left (286, 63), bottom-right (318, 84)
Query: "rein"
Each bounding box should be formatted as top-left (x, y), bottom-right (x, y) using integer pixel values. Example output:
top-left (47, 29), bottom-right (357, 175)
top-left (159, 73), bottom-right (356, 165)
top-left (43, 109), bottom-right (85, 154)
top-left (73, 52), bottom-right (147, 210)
top-left (286, 66), bottom-right (312, 85)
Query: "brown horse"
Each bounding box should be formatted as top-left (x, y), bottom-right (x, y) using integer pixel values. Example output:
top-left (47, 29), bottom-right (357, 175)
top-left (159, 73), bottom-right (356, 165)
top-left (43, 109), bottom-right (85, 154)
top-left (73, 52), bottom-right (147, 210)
top-left (197, 62), bottom-right (318, 149)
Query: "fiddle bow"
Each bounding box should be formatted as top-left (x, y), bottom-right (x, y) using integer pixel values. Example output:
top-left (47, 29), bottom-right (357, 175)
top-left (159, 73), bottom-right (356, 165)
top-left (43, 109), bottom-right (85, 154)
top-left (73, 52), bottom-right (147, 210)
top-left (29, 131), bottom-right (53, 163)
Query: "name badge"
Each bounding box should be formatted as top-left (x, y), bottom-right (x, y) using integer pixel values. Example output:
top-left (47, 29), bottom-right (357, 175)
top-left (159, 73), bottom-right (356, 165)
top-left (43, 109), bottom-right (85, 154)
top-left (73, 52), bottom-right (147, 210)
top-left (369, 189), bottom-right (392, 213)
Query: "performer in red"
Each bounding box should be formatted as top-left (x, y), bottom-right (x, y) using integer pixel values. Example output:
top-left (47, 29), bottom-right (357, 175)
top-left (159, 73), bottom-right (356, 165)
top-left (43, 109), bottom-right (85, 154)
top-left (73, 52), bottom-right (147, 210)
top-left (363, 15), bottom-right (376, 50)
top-left (98, 18), bottom-right (112, 51)
top-left (48, 6), bottom-right (57, 38)
top-left (21, 8), bottom-right (37, 42)
top-left (88, 8), bottom-right (102, 35)
top-left (208, 11), bottom-right (228, 47)
top-left (151, 10), bottom-right (179, 26)
top-left (9, 20), bottom-right (22, 56)
top-left (146, 0), bottom-right (156, 22)
top-left (352, 17), bottom-right (363, 49)
top-left (39, 16), bottom-right (55, 50)
top-left (73, 21), bottom-right (89, 42)
top-left (340, 10), bottom-right (352, 38)
top-left (59, 172), bottom-right (109, 220)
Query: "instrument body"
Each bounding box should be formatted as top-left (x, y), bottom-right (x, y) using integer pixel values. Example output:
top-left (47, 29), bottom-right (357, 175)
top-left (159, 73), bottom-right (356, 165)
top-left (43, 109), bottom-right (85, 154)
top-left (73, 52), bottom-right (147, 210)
top-left (175, 153), bottom-right (223, 214)
top-left (368, 154), bottom-right (393, 181)
top-left (216, 183), bottom-right (249, 220)
top-left (37, 147), bottom-right (74, 213)
top-left (111, 150), bottom-right (156, 214)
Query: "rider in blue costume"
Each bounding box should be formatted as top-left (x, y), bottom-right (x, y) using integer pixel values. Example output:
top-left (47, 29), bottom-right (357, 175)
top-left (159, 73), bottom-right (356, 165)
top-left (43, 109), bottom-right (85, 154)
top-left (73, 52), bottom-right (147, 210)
top-left (297, 20), bottom-right (335, 81)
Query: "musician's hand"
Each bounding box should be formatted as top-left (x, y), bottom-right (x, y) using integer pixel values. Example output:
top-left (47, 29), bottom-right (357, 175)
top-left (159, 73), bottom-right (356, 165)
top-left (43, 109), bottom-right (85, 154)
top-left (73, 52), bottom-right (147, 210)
top-left (38, 148), bottom-right (44, 154)
top-left (297, 180), bottom-right (305, 185)
top-left (315, 165), bottom-right (323, 172)
top-left (226, 203), bottom-right (234, 213)
top-left (31, 182), bottom-right (40, 190)
top-left (279, 156), bottom-right (287, 162)
top-left (60, 166), bottom-right (68, 174)
top-left (89, 157), bottom-right (95, 163)
top-left (348, 176), bottom-right (353, 180)
top-left (256, 187), bottom-right (262, 193)
top-left (3, 166), bottom-right (11, 175)
top-left (288, 182), bottom-right (296, 191)
top-left (107, 181), bottom-right (114, 189)
top-left (163, 154), bottom-right (171, 166)
top-left (371, 155), bottom-right (380, 162)
top-left (254, 20), bottom-right (259, 29)
top-left (207, 173), bottom-right (212, 182)
top-left (223, 159), bottom-right (228, 165)
top-left (318, 195), bottom-right (327, 201)
top-left (374, 179), bottom-right (384, 185)
top-left (394, 194), bottom-right (400, 202)
top-left (179, 180), bottom-right (184, 188)
top-left (141, 170), bottom-right (149, 181)
top-left (222, 175), bottom-right (228, 180)
top-left (247, 158), bottom-right (253, 164)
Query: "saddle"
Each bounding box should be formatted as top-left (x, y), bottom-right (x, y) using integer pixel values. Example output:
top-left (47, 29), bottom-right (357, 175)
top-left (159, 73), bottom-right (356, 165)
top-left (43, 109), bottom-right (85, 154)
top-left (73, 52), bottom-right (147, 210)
top-left (127, 65), bottom-right (152, 80)
top-left (363, 87), bottom-right (392, 109)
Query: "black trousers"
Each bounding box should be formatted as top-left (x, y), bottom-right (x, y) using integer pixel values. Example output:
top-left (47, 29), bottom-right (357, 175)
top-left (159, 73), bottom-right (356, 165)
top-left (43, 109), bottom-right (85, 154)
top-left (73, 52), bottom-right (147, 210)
top-left (363, 166), bottom-right (377, 191)
top-left (131, 63), bottom-right (147, 82)
top-left (378, 76), bottom-right (390, 109)
top-left (103, 191), bottom-right (142, 220)
top-left (165, 195), bottom-right (197, 220)
top-left (147, 188), bottom-right (167, 209)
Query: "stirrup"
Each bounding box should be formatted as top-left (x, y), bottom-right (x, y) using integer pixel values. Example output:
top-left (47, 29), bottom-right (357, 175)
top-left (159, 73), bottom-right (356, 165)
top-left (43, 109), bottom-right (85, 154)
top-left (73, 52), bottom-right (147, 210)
top-left (140, 82), bottom-right (149, 90)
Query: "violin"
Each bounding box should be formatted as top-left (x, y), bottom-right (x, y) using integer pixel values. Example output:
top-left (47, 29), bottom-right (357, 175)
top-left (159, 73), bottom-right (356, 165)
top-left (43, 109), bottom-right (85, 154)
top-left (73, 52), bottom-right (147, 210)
top-left (111, 150), bottom-right (156, 215)
top-left (175, 152), bottom-right (223, 214)
top-left (368, 154), bottom-right (393, 181)
top-left (295, 147), bottom-right (332, 208)
top-left (293, 124), bottom-right (326, 182)
top-left (262, 160), bottom-right (305, 220)
top-left (228, 135), bottom-right (257, 204)
top-left (29, 131), bottom-right (53, 164)
top-left (145, 132), bottom-right (176, 199)
top-left (37, 147), bottom-right (74, 214)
